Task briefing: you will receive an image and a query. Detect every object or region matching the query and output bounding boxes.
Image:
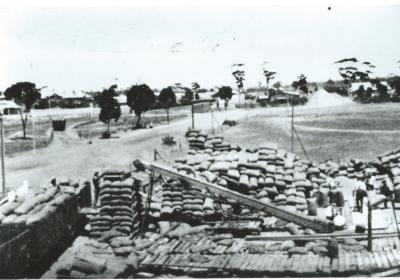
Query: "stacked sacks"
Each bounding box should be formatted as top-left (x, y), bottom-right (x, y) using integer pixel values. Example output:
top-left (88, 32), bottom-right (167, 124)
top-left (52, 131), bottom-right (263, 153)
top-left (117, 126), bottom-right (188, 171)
top-left (0, 185), bottom-right (72, 225)
top-left (91, 178), bottom-right (142, 239)
top-left (186, 129), bottom-right (205, 150)
top-left (182, 188), bottom-right (204, 220)
top-left (185, 129), bottom-right (240, 153)
top-left (160, 181), bottom-right (184, 219)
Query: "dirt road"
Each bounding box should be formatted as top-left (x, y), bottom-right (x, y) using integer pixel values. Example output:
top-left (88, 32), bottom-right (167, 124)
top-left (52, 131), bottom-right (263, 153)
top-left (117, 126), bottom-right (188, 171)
top-left (5, 107), bottom-right (266, 189)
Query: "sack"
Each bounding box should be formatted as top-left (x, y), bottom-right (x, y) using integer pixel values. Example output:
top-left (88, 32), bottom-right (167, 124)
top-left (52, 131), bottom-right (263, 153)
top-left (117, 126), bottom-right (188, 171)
top-left (1, 214), bottom-right (18, 224)
top-left (72, 254), bottom-right (107, 274)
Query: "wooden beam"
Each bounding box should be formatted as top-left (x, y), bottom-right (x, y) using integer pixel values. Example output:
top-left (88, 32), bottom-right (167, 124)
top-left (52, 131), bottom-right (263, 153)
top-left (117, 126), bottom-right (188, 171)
top-left (147, 161), bottom-right (334, 233)
top-left (245, 231), bottom-right (400, 241)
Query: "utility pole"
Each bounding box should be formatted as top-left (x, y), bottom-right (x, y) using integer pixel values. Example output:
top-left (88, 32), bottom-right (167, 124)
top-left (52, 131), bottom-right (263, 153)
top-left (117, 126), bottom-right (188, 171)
top-left (191, 103), bottom-right (195, 129)
top-left (367, 201), bottom-right (372, 251)
top-left (0, 113), bottom-right (5, 195)
top-left (291, 96), bottom-right (294, 153)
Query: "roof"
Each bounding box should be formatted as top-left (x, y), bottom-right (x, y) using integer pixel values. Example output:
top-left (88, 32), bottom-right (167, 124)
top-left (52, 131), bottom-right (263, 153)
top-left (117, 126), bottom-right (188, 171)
top-left (0, 100), bottom-right (21, 109)
top-left (350, 82), bottom-right (376, 92)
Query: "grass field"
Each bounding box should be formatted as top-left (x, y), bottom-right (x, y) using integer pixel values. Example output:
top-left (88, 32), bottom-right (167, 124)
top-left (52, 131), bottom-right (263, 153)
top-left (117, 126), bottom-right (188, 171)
top-left (221, 103), bottom-right (400, 163)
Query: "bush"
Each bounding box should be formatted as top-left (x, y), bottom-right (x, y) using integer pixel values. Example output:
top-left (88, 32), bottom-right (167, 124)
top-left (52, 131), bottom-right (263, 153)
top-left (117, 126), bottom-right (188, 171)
top-left (223, 120), bottom-right (237, 127)
top-left (101, 131), bottom-right (111, 139)
top-left (162, 135), bottom-right (176, 146)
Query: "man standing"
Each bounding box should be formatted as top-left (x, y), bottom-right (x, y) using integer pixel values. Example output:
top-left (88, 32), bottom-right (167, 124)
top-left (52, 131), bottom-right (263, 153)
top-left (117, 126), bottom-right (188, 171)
top-left (355, 181), bottom-right (367, 213)
top-left (92, 172), bottom-right (100, 207)
top-left (380, 180), bottom-right (392, 208)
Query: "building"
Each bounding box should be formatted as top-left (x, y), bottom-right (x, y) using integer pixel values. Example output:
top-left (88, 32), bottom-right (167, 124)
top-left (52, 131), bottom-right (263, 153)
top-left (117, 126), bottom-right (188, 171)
top-left (0, 100), bottom-right (21, 115)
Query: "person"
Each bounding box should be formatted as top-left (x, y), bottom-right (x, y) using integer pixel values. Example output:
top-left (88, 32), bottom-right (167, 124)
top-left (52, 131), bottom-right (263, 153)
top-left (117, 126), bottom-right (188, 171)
top-left (92, 172), bottom-right (100, 206)
top-left (355, 181), bottom-right (368, 213)
top-left (50, 177), bottom-right (57, 187)
top-left (380, 180), bottom-right (392, 208)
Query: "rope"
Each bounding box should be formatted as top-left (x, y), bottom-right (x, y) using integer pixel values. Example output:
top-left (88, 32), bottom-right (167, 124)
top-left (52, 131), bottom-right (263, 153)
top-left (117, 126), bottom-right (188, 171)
top-left (293, 125), bottom-right (309, 160)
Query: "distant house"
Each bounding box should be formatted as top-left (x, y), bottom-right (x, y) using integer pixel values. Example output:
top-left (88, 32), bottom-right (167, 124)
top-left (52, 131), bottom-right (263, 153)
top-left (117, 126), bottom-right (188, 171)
top-left (0, 100), bottom-right (21, 115)
top-left (350, 82), bottom-right (376, 93)
top-left (350, 81), bottom-right (394, 97)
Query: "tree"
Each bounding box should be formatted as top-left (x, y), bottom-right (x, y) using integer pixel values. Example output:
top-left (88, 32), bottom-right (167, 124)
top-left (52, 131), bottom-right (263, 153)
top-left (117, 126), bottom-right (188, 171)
top-left (97, 85), bottom-right (121, 137)
top-left (191, 82), bottom-right (200, 100)
top-left (180, 87), bottom-right (194, 103)
top-left (292, 74), bottom-right (309, 94)
top-left (232, 63), bottom-right (245, 104)
top-left (262, 69), bottom-right (277, 96)
top-left (125, 84), bottom-right (156, 128)
top-left (213, 86), bottom-right (233, 100)
top-left (158, 86), bottom-right (176, 124)
top-left (4, 82), bottom-right (41, 139)
top-left (334, 57), bottom-right (372, 95)
top-left (273, 81), bottom-right (282, 89)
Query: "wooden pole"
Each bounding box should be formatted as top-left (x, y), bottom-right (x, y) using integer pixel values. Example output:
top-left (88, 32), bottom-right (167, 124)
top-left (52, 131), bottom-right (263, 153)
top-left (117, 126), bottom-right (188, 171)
top-left (368, 201), bottom-right (372, 251)
top-left (191, 104), bottom-right (194, 129)
top-left (0, 115), bottom-right (5, 195)
top-left (291, 98), bottom-right (294, 153)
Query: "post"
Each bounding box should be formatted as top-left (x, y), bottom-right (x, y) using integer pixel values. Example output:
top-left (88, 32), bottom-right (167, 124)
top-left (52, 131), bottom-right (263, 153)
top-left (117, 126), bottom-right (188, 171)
top-left (367, 201), bottom-right (372, 251)
top-left (191, 103), bottom-right (195, 129)
top-left (291, 98), bottom-right (294, 153)
top-left (211, 107), bottom-right (215, 135)
top-left (32, 114), bottom-right (36, 154)
top-left (154, 149), bottom-right (157, 161)
top-left (0, 115), bottom-right (5, 195)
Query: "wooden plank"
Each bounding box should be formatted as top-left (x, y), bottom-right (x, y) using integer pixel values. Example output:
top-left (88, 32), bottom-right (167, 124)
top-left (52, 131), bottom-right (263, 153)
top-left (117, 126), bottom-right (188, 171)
top-left (331, 258), bottom-right (339, 276)
top-left (337, 252), bottom-right (346, 275)
top-left (149, 162), bottom-right (333, 233)
top-left (355, 252), bottom-right (365, 274)
top-left (238, 255), bottom-right (253, 271)
top-left (289, 254), bottom-right (299, 275)
top-left (361, 252), bottom-right (371, 275)
top-left (308, 253), bottom-right (319, 276)
top-left (391, 249), bottom-right (400, 266)
top-left (255, 254), bottom-right (269, 272)
top-left (276, 254), bottom-right (288, 274)
top-left (284, 255), bottom-right (295, 274)
top-left (378, 251), bottom-right (392, 270)
top-left (348, 252), bottom-right (358, 274)
top-left (245, 231), bottom-right (400, 241)
top-left (373, 252), bottom-right (384, 272)
top-left (386, 250), bottom-right (398, 270)
top-left (367, 251), bottom-right (378, 273)
top-left (264, 253), bottom-right (276, 273)
top-left (322, 256), bottom-right (332, 276)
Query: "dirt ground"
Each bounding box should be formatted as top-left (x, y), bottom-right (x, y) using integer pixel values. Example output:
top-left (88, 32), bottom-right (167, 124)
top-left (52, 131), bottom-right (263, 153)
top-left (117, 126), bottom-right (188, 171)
top-left (5, 102), bottom-right (400, 192)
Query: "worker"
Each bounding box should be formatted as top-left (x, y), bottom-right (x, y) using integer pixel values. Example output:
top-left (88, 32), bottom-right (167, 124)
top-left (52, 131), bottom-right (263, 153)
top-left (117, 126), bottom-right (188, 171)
top-left (367, 176), bottom-right (376, 191)
top-left (92, 172), bottom-right (100, 206)
top-left (327, 238), bottom-right (339, 263)
top-left (380, 180), bottom-right (392, 209)
top-left (355, 181), bottom-right (368, 213)
top-left (50, 177), bottom-right (57, 187)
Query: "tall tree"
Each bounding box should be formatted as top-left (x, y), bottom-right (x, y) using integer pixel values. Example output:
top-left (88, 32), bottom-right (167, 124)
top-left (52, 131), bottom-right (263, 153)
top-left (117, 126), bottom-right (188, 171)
top-left (334, 57), bottom-right (372, 95)
top-left (158, 86), bottom-right (176, 124)
top-left (4, 82), bottom-right (41, 139)
top-left (191, 82), bottom-right (200, 100)
top-left (262, 69), bottom-right (277, 96)
top-left (125, 84), bottom-right (156, 128)
top-left (180, 87), bottom-right (194, 103)
top-left (232, 63), bottom-right (245, 103)
top-left (292, 74), bottom-right (309, 94)
top-left (98, 84), bottom-right (121, 137)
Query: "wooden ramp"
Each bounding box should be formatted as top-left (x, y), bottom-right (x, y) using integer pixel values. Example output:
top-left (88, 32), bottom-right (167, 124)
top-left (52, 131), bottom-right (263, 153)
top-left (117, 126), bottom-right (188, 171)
top-left (147, 162), bottom-right (334, 233)
top-left (142, 249), bottom-right (400, 277)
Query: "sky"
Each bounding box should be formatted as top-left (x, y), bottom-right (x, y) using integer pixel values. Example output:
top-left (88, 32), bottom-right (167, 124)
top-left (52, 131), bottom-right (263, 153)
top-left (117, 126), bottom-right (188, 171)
top-left (0, 4), bottom-right (399, 95)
